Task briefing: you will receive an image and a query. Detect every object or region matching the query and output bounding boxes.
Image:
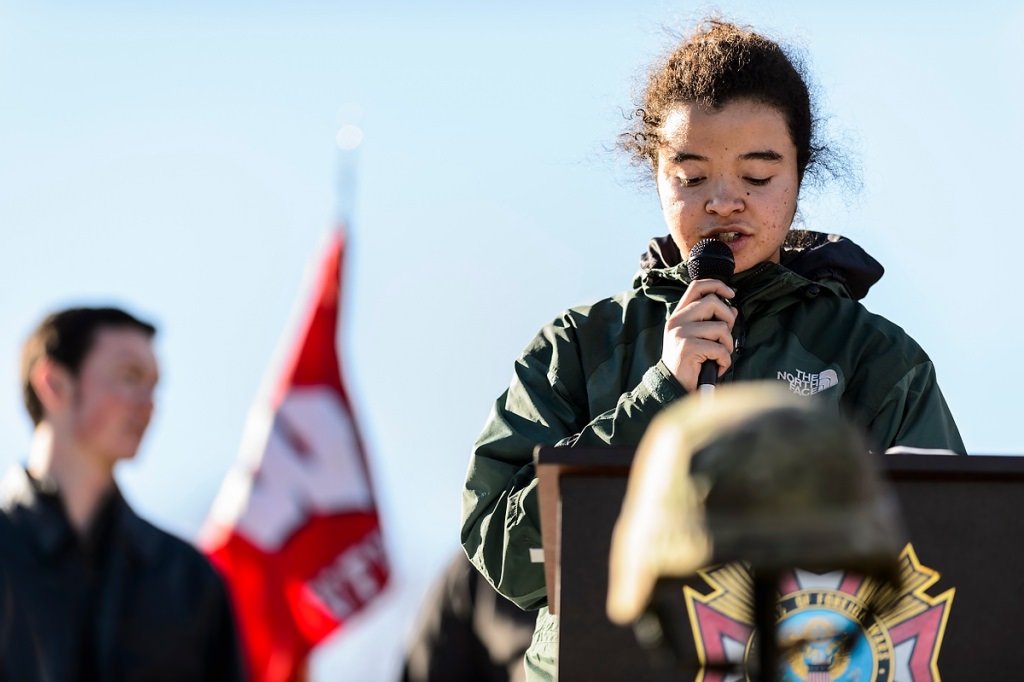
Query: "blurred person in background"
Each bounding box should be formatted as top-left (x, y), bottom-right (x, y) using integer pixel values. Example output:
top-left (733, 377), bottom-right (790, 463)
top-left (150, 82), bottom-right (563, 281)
top-left (401, 551), bottom-right (535, 682)
top-left (0, 306), bottom-right (245, 681)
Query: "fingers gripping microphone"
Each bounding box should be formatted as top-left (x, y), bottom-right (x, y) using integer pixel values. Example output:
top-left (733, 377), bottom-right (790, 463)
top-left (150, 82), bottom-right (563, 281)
top-left (687, 239), bottom-right (736, 394)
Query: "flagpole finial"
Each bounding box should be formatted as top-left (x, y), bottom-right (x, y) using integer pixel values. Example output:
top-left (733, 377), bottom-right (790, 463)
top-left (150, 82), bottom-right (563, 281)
top-left (335, 103), bottom-right (363, 225)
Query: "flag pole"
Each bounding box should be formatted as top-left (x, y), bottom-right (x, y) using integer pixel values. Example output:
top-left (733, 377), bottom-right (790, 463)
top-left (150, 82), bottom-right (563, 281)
top-left (334, 103), bottom-right (363, 228)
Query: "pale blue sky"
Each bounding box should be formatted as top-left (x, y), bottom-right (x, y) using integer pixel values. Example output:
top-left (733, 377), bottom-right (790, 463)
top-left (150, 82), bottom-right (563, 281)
top-left (1, 1), bottom-right (1022, 679)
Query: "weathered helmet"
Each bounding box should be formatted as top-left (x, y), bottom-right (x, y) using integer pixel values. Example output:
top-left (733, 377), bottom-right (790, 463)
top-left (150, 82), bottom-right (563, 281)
top-left (607, 382), bottom-right (904, 625)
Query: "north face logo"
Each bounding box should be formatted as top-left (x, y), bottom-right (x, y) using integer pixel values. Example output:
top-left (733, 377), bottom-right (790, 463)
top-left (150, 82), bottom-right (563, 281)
top-left (777, 368), bottom-right (838, 396)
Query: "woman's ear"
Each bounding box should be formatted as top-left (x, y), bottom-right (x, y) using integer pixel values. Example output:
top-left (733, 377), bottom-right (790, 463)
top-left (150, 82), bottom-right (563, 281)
top-left (29, 358), bottom-right (73, 418)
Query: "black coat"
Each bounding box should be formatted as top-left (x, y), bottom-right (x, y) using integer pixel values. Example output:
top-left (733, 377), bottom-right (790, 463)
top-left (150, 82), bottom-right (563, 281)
top-left (0, 467), bottom-right (246, 682)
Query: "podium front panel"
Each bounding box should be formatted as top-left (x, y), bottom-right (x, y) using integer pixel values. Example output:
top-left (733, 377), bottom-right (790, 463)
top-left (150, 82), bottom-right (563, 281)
top-left (539, 450), bottom-right (1024, 681)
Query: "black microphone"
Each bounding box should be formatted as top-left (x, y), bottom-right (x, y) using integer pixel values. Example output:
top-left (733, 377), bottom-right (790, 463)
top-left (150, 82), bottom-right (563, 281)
top-left (687, 239), bottom-right (736, 394)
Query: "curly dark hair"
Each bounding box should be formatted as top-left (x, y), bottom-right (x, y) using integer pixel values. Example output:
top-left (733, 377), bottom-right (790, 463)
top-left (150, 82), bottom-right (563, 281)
top-left (621, 18), bottom-right (830, 186)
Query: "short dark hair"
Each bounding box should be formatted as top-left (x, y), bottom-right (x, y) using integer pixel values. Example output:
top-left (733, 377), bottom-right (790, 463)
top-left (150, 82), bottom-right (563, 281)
top-left (20, 307), bottom-right (157, 426)
top-left (620, 18), bottom-right (826, 185)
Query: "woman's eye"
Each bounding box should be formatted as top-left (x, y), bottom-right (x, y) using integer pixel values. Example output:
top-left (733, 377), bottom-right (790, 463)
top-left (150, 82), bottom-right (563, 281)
top-left (745, 177), bottom-right (771, 186)
top-left (681, 176), bottom-right (704, 187)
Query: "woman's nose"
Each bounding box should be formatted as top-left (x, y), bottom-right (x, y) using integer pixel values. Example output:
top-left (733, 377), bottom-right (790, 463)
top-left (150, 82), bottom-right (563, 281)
top-left (704, 177), bottom-right (745, 216)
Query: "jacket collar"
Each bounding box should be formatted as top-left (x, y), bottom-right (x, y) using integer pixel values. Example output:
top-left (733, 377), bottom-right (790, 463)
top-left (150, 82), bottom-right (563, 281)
top-left (0, 465), bottom-right (159, 563)
top-left (637, 230), bottom-right (884, 301)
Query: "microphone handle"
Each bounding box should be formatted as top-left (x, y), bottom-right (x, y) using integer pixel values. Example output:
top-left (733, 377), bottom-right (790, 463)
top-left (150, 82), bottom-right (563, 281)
top-left (697, 359), bottom-right (718, 392)
top-left (696, 289), bottom-right (725, 394)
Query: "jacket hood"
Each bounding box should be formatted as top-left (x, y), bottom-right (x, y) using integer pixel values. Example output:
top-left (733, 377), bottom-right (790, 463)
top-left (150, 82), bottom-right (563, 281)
top-left (637, 230), bottom-right (884, 301)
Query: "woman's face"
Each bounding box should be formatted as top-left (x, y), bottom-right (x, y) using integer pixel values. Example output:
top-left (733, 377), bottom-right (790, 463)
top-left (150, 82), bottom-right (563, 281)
top-left (655, 98), bottom-right (800, 274)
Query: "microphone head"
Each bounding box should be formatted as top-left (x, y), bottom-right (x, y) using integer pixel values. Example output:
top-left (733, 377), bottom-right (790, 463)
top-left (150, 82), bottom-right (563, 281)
top-left (687, 238), bottom-right (735, 282)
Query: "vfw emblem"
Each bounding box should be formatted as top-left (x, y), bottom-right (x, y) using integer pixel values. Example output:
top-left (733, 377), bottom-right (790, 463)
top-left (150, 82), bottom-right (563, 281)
top-left (685, 545), bottom-right (953, 681)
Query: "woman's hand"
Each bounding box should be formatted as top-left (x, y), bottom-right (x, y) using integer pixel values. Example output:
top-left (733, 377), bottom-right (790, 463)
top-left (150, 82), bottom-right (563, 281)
top-left (662, 279), bottom-right (738, 392)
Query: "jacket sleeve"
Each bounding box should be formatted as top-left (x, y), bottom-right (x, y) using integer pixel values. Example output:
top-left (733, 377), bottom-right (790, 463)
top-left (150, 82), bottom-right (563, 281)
top-left (867, 359), bottom-right (965, 454)
top-left (460, 316), bottom-right (684, 610)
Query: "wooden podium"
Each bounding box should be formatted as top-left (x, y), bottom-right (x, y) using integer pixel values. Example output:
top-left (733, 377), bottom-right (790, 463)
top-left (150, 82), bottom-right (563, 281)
top-left (535, 447), bottom-right (1024, 680)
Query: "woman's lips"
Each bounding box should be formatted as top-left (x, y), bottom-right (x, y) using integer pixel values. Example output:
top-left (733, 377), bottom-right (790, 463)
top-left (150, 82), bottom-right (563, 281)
top-left (714, 232), bottom-right (748, 252)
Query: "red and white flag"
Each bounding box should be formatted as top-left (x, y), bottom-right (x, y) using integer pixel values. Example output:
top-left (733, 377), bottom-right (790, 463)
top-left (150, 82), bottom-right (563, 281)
top-left (202, 229), bottom-right (389, 682)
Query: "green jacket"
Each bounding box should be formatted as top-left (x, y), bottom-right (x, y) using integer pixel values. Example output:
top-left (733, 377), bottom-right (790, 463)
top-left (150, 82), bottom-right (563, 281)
top-left (460, 232), bottom-right (963, 680)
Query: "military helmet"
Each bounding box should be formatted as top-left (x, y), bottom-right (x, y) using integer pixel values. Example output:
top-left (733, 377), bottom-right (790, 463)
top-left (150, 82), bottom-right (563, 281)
top-left (608, 382), bottom-right (904, 625)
